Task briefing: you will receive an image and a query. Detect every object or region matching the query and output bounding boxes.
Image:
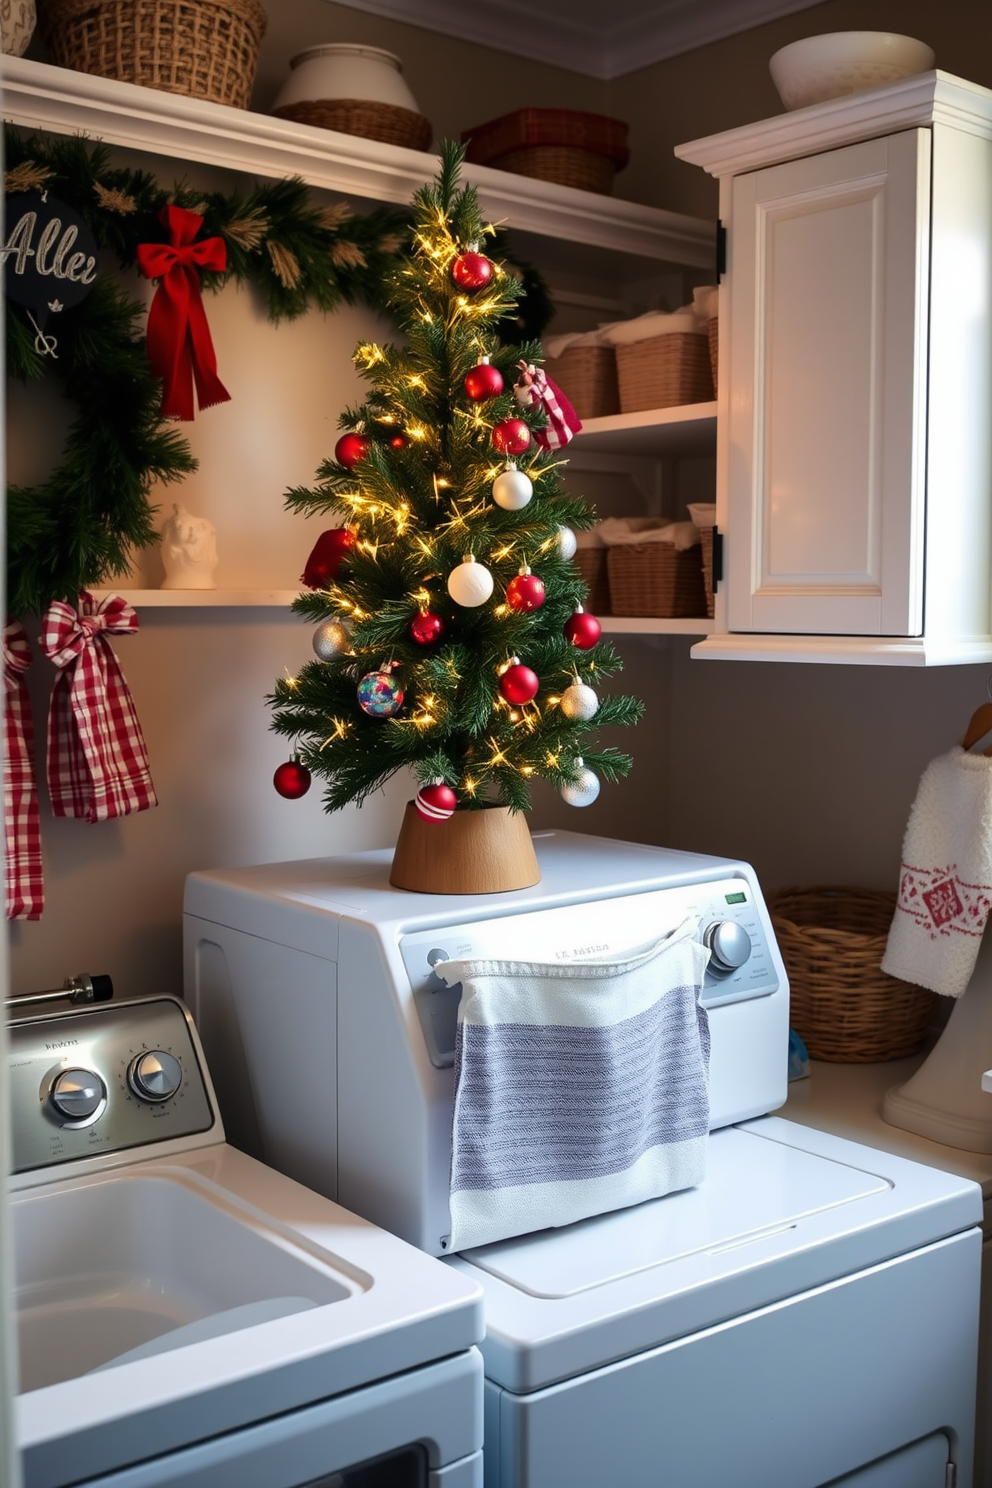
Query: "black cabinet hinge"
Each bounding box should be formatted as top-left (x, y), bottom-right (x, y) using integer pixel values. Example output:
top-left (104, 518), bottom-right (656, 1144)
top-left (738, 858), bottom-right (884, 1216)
top-left (712, 529), bottom-right (724, 589)
top-left (716, 221), bottom-right (727, 282)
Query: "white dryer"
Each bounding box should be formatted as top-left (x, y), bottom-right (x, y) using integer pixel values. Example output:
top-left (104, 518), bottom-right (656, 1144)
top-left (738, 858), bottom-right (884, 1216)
top-left (184, 831), bottom-right (983, 1488)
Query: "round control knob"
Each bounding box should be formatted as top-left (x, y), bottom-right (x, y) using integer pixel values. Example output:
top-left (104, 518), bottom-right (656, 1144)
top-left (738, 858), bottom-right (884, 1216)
top-left (128, 1050), bottom-right (183, 1103)
top-left (50, 1067), bottom-right (106, 1122)
top-left (703, 920), bottom-right (752, 974)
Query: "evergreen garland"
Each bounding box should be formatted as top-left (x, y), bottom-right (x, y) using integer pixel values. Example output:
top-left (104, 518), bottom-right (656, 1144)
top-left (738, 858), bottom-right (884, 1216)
top-left (268, 143), bottom-right (640, 815)
top-left (4, 129), bottom-right (554, 618)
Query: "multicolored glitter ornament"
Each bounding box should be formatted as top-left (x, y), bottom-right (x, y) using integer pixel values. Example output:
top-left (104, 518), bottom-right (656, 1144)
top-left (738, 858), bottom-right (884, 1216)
top-left (414, 781), bottom-right (458, 822)
top-left (357, 667), bottom-right (405, 717)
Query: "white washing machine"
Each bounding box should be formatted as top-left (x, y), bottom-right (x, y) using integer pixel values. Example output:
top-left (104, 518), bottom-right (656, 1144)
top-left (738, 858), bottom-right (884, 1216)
top-left (183, 831), bottom-right (984, 1488)
top-left (8, 991), bottom-right (484, 1488)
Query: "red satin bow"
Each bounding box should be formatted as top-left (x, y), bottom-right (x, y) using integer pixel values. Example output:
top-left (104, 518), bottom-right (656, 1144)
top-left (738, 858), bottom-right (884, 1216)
top-left (137, 204), bottom-right (231, 421)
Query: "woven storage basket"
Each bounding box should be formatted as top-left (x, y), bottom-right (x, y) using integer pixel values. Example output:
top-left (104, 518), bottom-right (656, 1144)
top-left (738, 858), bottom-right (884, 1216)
top-left (707, 317), bottom-right (718, 392)
top-left (768, 886), bottom-right (938, 1063)
top-left (606, 543), bottom-right (706, 618)
top-left (493, 145), bottom-right (616, 194)
top-left (616, 332), bottom-right (714, 414)
top-left (546, 345), bottom-right (618, 421)
top-left (574, 546), bottom-right (611, 615)
top-left (274, 98), bottom-right (432, 151)
top-left (39, 0), bottom-right (266, 108)
top-left (699, 526), bottom-right (715, 618)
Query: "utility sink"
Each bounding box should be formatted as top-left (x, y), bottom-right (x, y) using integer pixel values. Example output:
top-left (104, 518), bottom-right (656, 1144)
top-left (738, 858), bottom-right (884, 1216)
top-left (13, 1166), bottom-right (356, 1392)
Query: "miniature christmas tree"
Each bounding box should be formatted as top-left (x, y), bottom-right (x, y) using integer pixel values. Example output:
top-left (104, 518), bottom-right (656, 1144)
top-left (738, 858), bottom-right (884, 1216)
top-left (269, 143), bottom-right (641, 826)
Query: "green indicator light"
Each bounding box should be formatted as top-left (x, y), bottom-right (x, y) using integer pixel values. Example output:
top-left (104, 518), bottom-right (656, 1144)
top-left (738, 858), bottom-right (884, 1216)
top-left (725, 892), bottom-right (747, 904)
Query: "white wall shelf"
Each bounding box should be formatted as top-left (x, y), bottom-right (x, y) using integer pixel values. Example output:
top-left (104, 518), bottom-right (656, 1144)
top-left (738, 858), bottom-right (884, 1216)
top-left (573, 403), bottom-right (716, 457)
top-left (1, 56), bottom-right (713, 270)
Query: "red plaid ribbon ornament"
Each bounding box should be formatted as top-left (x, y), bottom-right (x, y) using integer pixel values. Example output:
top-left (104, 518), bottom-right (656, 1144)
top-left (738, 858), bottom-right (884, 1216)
top-left (41, 592), bottom-right (158, 824)
top-left (137, 204), bottom-right (231, 421)
top-left (514, 361), bottom-right (583, 450)
top-left (4, 621), bottom-right (44, 920)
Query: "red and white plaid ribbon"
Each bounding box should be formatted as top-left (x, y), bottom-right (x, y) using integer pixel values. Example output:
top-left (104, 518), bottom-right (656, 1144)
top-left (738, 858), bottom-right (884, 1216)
top-left (515, 361), bottom-right (583, 450)
top-left (40, 592), bottom-right (158, 824)
top-left (4, 621), bottom-right (44, 920)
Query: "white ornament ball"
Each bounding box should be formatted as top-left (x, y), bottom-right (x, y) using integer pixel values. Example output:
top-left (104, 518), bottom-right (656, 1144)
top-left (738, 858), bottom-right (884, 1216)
top-left (447, 554), bottom-right (494, 608)
top-left (492, 466), bottom-right (533, 512)
top-left (312, 618), bottom-right (351, 660)
top-left (561, 765), bottom-right (601, 808)
top-left (560, 681), bottom-right (599, 722)
top-left (557, 525), bottom-right (578, 560)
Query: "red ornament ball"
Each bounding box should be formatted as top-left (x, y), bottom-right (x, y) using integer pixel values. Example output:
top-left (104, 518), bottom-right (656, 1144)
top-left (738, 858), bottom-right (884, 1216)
top-left (273, 757), bottom-right (311, 799)
top-left (464, 359), bottom-right (504, 401)
top-left (498, 661), bottom-right (540, 705)
top-left (452, 251), bottom-right (493, 291)
top-left (415, 782), bottom-right (458, 823)
top-left (302, 527), bottom-right (356, 588)
top-left (334, 431), bottom-right (370, 468)
top-left (389, 433), bottom-right (407, 450)
top-left (564, 608), bottom-right (602, 650)
top-left (492, 418), bottom-right (531, 456)
top-left (409, 609), bottom-right (444, 646)
top-left (506, 571), bottom-right (546, 613)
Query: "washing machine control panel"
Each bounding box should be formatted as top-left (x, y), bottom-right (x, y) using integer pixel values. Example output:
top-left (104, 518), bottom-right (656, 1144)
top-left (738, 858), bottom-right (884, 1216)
top-left (8, 997), bottom-right (215, 1174)
top-left (401, 875), bottom-right (781, 1068)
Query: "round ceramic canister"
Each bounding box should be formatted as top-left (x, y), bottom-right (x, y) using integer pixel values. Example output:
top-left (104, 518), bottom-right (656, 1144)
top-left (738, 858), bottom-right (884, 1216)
top-left (272, 43), bottom-right (420, 112)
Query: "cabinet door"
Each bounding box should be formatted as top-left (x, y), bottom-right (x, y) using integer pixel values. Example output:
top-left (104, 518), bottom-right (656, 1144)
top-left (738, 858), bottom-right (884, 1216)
top-left (726, 130), bottom-right (931, 635)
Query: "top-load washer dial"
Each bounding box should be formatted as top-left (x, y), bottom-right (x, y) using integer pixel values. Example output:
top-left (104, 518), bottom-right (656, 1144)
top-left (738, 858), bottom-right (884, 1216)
top-left (703, 920), bottom-right (752, 974)
top-left (128, 1050), bottom-right (183, 1103)
top-left (49, 1067), bottom-right (107, 1123)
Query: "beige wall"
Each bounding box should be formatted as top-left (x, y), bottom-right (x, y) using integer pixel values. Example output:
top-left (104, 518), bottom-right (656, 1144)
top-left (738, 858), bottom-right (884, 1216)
top-left (10, 0), bottom-right (992, 999)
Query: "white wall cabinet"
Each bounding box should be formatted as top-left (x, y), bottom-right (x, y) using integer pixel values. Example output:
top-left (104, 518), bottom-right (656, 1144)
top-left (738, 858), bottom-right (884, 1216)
top-left (677, 70), bottom-right (992, 665)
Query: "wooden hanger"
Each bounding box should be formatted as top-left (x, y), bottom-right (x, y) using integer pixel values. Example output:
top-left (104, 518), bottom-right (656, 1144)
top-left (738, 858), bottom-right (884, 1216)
top-left (962, 690), bottom-right (992, 755)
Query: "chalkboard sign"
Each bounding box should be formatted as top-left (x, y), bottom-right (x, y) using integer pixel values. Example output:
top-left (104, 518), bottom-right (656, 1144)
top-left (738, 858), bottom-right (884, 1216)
top-left (1, 191), bottom-right (98, 338)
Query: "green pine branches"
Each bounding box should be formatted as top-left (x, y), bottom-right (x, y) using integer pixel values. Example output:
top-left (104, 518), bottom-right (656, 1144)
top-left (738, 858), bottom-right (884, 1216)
top-left (269, 142), bottom-right (642, 814)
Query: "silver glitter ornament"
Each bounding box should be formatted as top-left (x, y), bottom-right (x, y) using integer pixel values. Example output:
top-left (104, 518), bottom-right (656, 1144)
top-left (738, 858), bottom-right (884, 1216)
top-left (557, 525), bottom-right (578, 561)
top-left (561, 759), bottom-right (601, 808)
top-left (560, 681), bottom-right (599, 721)
top-left (312, 618), bottom-right (351, 660)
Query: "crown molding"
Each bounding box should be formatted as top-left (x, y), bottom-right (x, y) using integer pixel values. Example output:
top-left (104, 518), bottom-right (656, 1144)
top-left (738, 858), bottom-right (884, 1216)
top-left (325, 0), bottom-right (825, 79)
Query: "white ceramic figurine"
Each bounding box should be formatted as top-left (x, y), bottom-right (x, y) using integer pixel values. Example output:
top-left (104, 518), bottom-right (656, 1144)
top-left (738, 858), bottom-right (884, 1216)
top-left (160, 503), bottom-right (219, 590)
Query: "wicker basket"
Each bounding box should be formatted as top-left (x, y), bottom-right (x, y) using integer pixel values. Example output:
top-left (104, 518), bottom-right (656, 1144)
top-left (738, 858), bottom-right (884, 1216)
top-left (274, 98), bottom-right (432, 151)
top-left (707, 317), bottom-right (718, 392)
top-left (39, 0), bottom-right (266, 107)
top-left (768, 886), bottom-right (938, 1063)
top-left (699, 526), bottom-right (715, 618)
top-left (606, 542), bottom-right (706, 618)
top-left (616, 332), bottom-right (714, 414)
top-left (574, 546), bottom-right (611, 615)
top-left (493, 145), bottom-right (616, 194)
top-left (546, 345), bottom-right (618, 421)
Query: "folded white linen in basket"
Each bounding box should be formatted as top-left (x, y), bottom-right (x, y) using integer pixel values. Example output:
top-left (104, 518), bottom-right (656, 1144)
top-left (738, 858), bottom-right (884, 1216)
top-left (882, 746), bottom-right (992, 997)
top-left (433, 919), bottom-right (712, 1251)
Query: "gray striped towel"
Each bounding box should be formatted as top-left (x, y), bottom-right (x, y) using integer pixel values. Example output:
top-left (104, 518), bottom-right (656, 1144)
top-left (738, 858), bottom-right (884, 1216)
top-left (433, 917), bottom-right (711, 1251)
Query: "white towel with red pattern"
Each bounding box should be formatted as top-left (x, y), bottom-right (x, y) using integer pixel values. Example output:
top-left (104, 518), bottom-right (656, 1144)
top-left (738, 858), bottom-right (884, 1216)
top-left (883, 747), bottom-right (992, 997)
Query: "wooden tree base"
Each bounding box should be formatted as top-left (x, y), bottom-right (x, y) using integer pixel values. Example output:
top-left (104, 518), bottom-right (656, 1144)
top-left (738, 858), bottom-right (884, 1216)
top-left (389, 802), bottom-right (541, 894)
